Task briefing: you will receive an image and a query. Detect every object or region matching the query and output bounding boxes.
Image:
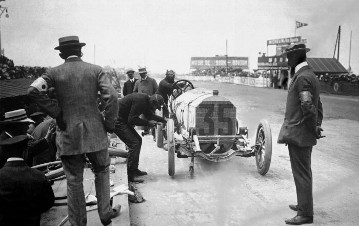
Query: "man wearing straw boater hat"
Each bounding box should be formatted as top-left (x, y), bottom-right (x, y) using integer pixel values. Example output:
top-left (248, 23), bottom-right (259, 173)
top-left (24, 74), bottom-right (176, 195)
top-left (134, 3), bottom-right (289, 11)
top-left (0, 134), bottom-right (55, 226)
top-left (278, 43), bottom-right (324, 225)
top-left (28, 36), bottom-right (120, 226)
top-left (0, 109), bottom-right (55, 168)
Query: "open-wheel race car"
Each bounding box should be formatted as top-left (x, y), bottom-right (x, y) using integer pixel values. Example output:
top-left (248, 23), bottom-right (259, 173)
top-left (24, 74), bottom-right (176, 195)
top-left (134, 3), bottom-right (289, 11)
top-left (155, 79), bottom-right (272, 177)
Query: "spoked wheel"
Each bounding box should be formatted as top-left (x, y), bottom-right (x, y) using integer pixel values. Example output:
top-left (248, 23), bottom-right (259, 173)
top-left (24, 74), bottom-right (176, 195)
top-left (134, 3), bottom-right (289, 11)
top-left (255, 119), bottom-right (272, 175)
top-left (32, 161), bottom-right (65, 181)
top-left (167, 118), bottom-right (175, 176)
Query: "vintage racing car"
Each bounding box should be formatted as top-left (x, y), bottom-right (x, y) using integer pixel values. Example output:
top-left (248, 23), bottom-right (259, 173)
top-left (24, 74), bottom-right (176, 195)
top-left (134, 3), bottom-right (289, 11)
top-left (155, 80), bottom-right (272, 177)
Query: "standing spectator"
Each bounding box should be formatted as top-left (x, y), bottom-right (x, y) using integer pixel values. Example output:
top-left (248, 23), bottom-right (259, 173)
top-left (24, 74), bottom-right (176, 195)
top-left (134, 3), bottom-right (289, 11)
top-left (156, 70), bottom-right (176, 118)
top-left (28, 36), bottom-right (120, 226)
top-left (277, 43), bottom-right (324, 225)
top-left (0, 134), bottom-right (55, 226)
top-left (122, 68), bottom-right (138, 96)
top-left (133, 67), bottom-right (158, 95)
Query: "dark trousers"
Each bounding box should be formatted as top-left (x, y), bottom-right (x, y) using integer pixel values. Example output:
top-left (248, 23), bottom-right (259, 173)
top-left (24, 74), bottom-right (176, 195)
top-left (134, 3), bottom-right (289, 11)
top-left (288, 144), bottom-right (313, 216)
top-left (114, 120), bottom-right (142, 174)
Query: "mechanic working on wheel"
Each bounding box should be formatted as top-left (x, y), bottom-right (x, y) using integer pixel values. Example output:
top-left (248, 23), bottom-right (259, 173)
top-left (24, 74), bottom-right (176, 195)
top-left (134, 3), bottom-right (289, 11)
top-left (156, 70), bottom-right (176, 118)
top-left (28, 36), bottom-right (120, 226)
top-left (278, 43), bottom-right (324, 225)
top-left (113, 93), bottom-right (167, 183)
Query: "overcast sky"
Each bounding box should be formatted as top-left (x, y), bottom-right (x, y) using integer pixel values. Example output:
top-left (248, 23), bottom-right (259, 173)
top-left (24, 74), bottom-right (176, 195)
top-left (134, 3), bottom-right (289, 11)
top-left (2, 0), bottom-right (358, 73)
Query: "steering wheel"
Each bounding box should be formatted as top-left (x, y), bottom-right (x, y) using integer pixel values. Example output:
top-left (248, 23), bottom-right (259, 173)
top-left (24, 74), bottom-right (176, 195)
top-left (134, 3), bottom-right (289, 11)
top-left (172, 80), bottom-right (194, 98)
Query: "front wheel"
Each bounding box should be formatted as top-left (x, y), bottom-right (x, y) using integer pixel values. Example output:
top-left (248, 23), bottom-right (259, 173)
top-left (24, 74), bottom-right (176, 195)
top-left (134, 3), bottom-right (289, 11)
top-left (255, 119), bottom-right (272, 175)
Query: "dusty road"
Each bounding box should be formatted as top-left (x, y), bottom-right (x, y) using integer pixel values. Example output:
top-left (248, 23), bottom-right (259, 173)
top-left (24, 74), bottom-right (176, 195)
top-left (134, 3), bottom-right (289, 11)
top-left (130, 80), bottom-right (359, 226)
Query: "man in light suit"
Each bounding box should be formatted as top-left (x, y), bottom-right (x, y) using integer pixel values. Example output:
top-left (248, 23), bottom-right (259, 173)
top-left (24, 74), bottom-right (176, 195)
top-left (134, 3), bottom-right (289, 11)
top-left (278, 43), bottom-right (324, 225)
top-left (122, 68), bottom-right (138, 96)
top-left (28, 36), bottom-right (120, 226)
top-left (0, 134), bottom-right (54, 226)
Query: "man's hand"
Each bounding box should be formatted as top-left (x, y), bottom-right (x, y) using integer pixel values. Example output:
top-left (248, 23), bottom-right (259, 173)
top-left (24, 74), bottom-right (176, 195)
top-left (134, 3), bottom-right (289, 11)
top-left (45, 123), bottom-right (56, 143)
top-left (104, 121), bottom-right (115, 133)
top-left (315, 126), bottom-right (325, 139)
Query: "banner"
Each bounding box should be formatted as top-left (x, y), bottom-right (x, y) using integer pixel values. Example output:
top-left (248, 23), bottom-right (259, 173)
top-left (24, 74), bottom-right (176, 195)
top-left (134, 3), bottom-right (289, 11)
top-left (296, 21), bottom-right (308, 29)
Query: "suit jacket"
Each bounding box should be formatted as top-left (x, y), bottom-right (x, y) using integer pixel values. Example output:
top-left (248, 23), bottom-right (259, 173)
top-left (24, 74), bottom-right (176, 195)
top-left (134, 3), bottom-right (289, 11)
top-left (123, 78), bottom-right (138, 96)
top-left (0, 160), bottom-right (54, 226)
top-left (278, 65), bottom-right (323, 147)
top-left (133, 76), bottom-right (158, 96)
top-left (28, 57), bottom-right (118, 156)
top-left (117, 93), bottom-right (166, 126)
top-left (156, 78), bottom-right (173, 104)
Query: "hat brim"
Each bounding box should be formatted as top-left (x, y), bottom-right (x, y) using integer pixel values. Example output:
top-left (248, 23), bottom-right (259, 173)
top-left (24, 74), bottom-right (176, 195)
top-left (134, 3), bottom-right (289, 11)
top-left (282, 47), bottom-right (310, 56)
top-left (0, 135), bottom-right (29, 146)
top-left (126, 70), bottom-right (135, 74)
top-left (55, 43), bottom-right (86, 50)
top-left (0, 118), bottom-right (35, 125)
top-left (139, 71), bottom-right (147, 74)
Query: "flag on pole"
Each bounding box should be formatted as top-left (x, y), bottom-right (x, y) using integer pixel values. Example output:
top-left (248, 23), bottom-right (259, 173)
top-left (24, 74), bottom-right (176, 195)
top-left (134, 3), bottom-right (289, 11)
top-left (296, 21), bottom-right (308, 29)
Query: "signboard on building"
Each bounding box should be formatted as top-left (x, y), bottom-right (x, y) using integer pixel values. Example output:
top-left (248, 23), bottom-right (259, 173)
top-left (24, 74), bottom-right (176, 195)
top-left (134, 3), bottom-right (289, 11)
top-left (190, 56), bottom-right (249, 70)
top-left (257, 56), bottom-right (289, 70)
top-left (267, 36), bottom-right (301, 46)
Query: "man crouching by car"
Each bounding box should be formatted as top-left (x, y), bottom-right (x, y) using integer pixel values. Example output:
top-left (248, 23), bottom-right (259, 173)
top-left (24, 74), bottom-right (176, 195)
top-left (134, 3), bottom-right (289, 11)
top-left (114, 93), bottom-right (167, 183)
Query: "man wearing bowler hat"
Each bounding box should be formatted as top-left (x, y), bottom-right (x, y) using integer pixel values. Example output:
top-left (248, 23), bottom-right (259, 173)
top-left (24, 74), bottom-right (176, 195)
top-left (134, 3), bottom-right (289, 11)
top-left (133, 67), bottom-right (158, 96)
top-left (28, 36), bottom-right (120, 226)
top-left (0, 134), bottom-right (55, 226)
top-left (278, 43), bottom-right (324, 225)
top-left (122, 68), bottom-right (138, 96)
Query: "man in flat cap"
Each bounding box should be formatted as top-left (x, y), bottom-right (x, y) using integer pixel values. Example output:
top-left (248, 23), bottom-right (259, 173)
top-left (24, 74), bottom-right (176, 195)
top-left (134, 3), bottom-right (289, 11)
top-left (156, 70), bottom-right (176, 118)
top-left (0, 134), bottom-right (55, 226)
top-left (28, 36), bottom-right (120, 226)
top-left (278, 43), bottom-right (324, 225)
top-left (122, 69), bottom-right (138, 96)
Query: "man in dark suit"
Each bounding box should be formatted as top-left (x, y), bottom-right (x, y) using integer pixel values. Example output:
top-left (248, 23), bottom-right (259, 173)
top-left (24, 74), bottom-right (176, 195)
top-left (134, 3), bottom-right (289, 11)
top-left (278, 43), bottom-right (324, 225)
top-left (122, 69), bottom-right (138, 96)
top-left (0, 134), bottom-right (55, 226)
top-left (156, 70), bottom-right (176, 118)
top-left (28, 36), bottom-right (120, 226)
top-left (114, 93), bottom-right (167, 183)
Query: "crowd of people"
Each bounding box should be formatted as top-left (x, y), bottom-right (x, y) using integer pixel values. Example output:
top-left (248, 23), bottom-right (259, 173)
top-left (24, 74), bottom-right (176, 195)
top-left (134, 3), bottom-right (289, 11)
top-left (0, 55), bottom-right (47, 80)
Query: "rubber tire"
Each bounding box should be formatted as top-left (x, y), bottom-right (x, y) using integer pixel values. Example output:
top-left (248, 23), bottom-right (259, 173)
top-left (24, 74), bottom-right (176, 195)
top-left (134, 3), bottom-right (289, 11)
top-left (333, 82), bottom-right (340, 93)
top-left (167, 119), bottom-right (175, 176)
top-left (156, 124), bottom-right (164, 148)
top-left (255, 119), bottom-right (272, 175)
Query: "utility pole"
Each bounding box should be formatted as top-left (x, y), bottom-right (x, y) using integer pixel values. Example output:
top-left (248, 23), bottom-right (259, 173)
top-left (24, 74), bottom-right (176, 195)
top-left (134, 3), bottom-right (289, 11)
top-left (349, 30), bottom-right (352, 72)
top-left (0, 3), bottom-right (9, 56)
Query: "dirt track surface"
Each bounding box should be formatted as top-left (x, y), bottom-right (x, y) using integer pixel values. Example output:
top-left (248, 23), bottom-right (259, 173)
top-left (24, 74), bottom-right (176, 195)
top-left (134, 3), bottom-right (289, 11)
top-left (130, 80), bottom-right (359, 226)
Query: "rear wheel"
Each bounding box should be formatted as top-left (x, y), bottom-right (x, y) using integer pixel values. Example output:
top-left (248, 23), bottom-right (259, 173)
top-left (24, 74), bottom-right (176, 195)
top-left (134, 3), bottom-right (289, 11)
top-left (255, 119), bottom-right (272, 175)
top-left (167, 119), bottom-right (175, 176)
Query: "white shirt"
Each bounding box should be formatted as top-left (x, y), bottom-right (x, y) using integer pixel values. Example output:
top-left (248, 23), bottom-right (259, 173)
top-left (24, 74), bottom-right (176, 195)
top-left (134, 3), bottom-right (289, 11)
top-left (141, 75), bottom-right (148, 81)
top-left (130, 79), bottom-right (135, 83)
top-left (67, 55), bottom-right (78, 59)
top-left (295, 61), bottom-right (308, 73)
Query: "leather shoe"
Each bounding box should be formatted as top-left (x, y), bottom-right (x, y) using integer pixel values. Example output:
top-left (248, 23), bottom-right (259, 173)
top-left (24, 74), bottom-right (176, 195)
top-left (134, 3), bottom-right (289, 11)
top-left (128, 175), bottom-right (144, 183)
top-left (289, 204), bottom-right (298, 211)
top-left (110, 204), bottom-right (121, 219)
top-left (134, 169), bottom-right (148, 176)
top-left (285, 215), bottom-right (313, 225)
